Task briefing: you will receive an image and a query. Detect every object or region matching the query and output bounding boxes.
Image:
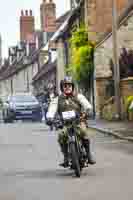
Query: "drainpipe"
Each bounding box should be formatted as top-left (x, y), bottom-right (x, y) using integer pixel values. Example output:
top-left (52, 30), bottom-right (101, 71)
top-left (27, 70), bottom-right (30, 92)
top-left (91, 47), bottom-right (96, 119)
top-left (56, 38), bottom-right (65, 94)
top-left (112, 0), bottom-right (121, 120)
top-left (11, 79), bottom-right (13, 94)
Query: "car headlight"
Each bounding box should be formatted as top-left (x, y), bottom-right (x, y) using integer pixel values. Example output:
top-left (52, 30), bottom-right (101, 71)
top-left (9, 103), bottom-right (16, 110)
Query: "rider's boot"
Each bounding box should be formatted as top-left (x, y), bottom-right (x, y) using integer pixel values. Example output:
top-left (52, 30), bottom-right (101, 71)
top-left (59, 143), bottom-right (69, 168)
top-left (82, 139), bottom-right (96, 165)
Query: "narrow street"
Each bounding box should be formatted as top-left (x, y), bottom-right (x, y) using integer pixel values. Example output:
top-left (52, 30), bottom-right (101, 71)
top-left (0, 122), bottom-right (132, 199)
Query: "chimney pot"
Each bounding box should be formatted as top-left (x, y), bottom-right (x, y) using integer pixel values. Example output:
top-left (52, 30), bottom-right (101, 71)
top-left (21, 10), bottom-right (24, 16)
top-left (30, 10), bottom-right (32, 16)
top-left (25, 10), bottom-right (28, 16)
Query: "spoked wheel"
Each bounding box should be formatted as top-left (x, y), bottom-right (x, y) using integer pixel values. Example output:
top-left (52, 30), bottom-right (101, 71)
top-left (70, 143), bottom-right (81, 178)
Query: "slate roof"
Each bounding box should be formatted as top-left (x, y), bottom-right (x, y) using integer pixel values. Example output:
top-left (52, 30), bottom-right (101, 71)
top-left (50, 6), bottom-right (81, 42)
top-left (56, 11), bottom-right (70, 28)
top-left (32, 60), bottom-right (56, 82)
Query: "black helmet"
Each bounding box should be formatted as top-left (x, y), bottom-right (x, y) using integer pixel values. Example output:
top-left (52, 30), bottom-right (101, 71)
top-left (60, 76), bottom-right (75, 92)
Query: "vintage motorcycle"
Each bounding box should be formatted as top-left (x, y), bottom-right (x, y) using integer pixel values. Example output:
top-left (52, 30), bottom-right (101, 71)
top-left (61, 110), bottom-right (88, 177)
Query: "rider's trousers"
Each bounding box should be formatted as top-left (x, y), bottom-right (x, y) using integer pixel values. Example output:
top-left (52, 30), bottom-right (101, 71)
top-left (58, 122), bottom-right (94, 145)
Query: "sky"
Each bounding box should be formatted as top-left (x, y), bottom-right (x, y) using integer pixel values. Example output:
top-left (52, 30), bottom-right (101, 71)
top-left (0, 0), bottom-right (70, 58)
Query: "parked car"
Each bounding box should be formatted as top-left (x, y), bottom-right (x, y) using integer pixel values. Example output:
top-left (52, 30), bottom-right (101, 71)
top-left (2, 93), bottom-right (42, 123)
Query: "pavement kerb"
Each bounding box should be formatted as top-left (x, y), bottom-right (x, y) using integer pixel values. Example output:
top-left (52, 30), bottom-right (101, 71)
top-left (88, 125), bottom-right (133, 143)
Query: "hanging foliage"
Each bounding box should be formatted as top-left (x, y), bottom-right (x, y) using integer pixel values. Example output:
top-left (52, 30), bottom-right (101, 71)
top-left (68, 25), bottom-right (95, 90)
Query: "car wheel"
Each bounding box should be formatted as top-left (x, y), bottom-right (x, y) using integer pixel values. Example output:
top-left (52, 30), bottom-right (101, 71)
top-left (3, 118), bottom-right (8, 123)
top-left (3, 111), bottom-right (14, 123)
top-left (4, 118), bottom-right (14, 123)
top-left (2, 111), bottom-right (7, 123)
top-left (32, 118), bottom-right (41, 122)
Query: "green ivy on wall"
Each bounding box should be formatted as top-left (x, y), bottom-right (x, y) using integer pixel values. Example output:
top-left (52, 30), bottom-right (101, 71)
top-left (67, 25), bottom-right (95, 91)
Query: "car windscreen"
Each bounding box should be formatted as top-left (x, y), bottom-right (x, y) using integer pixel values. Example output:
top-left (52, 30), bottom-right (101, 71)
top-left (11, 95), bottom-right (37, 103)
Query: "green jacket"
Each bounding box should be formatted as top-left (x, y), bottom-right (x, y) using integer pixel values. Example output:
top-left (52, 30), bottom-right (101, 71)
top-left (46, 93), bottom-right (92, 119)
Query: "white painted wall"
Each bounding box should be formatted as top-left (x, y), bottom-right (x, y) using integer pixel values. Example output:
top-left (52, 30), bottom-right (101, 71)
top-left (0, 61), bottom-right (39, 97)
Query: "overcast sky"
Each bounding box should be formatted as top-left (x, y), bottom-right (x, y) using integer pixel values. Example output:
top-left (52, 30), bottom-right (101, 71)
top-left (0, 0), bottom-right (70, 58)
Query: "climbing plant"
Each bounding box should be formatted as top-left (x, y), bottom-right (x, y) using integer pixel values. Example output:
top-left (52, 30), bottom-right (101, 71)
top-left (67, 25), bottom-right (95, 92)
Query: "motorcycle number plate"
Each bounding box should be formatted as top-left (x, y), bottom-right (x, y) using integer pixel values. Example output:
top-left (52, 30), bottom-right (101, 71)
top-left (62, 110), bottom-right (76, 120)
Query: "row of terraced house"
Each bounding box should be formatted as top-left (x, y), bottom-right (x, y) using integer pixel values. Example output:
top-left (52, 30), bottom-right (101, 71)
top-left (0, 0), bottom-right (69, 97)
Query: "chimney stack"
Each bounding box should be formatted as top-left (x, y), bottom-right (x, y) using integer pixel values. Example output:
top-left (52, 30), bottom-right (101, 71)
top-left (40, 0), bottom-right (56, 33)
top-left (20, 9), bottom-right (35, 42)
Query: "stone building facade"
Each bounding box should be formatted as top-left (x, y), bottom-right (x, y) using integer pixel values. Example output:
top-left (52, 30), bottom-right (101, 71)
top-left (94, 2), bottom-right (133, 119)
top-left (85, 0), bottom-right (128, 40)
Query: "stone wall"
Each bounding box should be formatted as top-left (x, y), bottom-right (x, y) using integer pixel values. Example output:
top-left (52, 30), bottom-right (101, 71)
top-left (94, 9), bottom-right (133, 119)
top-left (120, 77), bottom-right (133, 120)
top-left (86, 0), bottom-right (128, 40)
top-left (120, 77), bottom-right (133, 97)
top-left (95, 77), bottom-right (112, 118)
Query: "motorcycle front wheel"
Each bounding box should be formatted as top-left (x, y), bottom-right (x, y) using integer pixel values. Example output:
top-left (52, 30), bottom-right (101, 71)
top-left (70, 143), bottom-right (81, 178)
top-left (50, 124), bottom-right (54, 131)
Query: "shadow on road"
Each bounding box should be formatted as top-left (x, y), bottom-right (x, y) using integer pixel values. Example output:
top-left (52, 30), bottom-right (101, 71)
top-left (4, 168), bottom-right (94, 179)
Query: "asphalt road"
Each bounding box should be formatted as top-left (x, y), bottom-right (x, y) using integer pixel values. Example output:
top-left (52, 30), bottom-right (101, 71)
top-left (0, 122), bottom-right (132, 200)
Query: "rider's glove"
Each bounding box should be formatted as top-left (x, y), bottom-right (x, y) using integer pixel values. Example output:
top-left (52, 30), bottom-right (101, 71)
top-left (46, 118), bottom-right (53, 126)
top-left (80, 112), bottom-right (87, 120)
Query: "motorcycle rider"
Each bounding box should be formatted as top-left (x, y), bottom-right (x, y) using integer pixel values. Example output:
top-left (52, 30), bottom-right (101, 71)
top-left (46, 83), bottom-right (57, 103)
top-left (47, 76), bottom-right (96, 167)
top-left (44, 83), bottom-right (57, 120)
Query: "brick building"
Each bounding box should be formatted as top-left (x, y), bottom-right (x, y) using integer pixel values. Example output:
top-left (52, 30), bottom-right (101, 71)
top-left (40, 0), bottom-right (56, 32)
top-left (19, 0), bottom-right (69, 48)
top-left (40, 0), bottom-right (57, 42)
top-left (20, 10), bottom-right (35, 42)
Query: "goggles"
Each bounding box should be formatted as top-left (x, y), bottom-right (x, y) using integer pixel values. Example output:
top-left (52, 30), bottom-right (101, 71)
top-left (63, 83), bottom-right (72, 88)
